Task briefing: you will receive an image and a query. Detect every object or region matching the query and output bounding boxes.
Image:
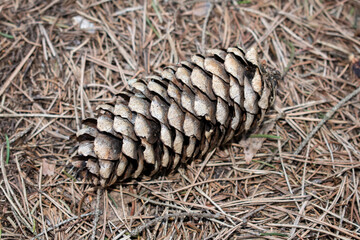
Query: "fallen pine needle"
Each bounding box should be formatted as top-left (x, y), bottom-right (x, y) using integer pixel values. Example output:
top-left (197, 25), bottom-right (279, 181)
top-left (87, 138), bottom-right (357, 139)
top-left (294, 85), bottom-right (360, 155)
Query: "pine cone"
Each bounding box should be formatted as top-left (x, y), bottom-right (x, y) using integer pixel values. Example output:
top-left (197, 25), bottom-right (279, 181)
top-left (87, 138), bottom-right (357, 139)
top-left (72, 46), bottom-right (280, 187)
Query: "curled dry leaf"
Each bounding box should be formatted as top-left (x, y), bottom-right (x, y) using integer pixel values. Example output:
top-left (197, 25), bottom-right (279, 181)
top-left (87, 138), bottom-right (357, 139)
top-left (192, 2), bottom-right (212, 17)
top-left (42, 158), bottom-right (56, 176)
top-left (239, 120), bottom-right (276, 164)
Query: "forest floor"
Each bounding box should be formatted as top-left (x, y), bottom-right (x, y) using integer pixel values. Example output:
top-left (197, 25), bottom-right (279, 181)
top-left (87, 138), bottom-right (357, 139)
top-left (1, 0), bottom-right (360, 239)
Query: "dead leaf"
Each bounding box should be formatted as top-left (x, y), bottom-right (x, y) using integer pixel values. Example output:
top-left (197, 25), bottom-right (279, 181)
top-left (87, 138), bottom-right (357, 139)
top-left (42, 158), bottom-right (56, 176)
top-left (192, 2), bottom-right (211, 17)
top-left (239, 120), bottom-right (276, 164)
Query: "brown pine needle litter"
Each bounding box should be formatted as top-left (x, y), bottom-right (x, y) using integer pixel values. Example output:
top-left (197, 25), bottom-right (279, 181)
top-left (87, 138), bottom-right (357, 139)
top-left (1, 1), bottom-right (360, 239)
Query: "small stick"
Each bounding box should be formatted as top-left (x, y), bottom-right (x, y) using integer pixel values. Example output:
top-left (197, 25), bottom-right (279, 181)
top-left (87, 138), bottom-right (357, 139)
top-left (294, 85), bottom-right (360, 155)
top-left (240, 205), bottom-right (268, 226)
top-left (5, 124), bottom-right (33, 145)
top-left (0, 113), bottom-right (75, 118)
top-left (0, 45), bottom-right (37, 97)
top-left (201, 3), bottom-right (213, 54)
top-left (31, 211), bottom-right (100, 239)
top-left (130, 212), bottom-right (220, 237)
top-left (91, 188), bottom-right (103, 240)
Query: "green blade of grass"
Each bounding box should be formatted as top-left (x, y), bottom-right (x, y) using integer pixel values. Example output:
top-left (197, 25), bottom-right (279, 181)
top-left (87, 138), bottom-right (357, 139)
top-left (238, 0), bottom-right (251, 4)
top-left (249, 134), bottom-right (281, 139)
top-left (59, 199), bottom-right (72, 213)
top-left (282, 41), bottom-right (295, 77)
top-left (151, 0), bottom-right (163, 23)
top-left (41, 16), bottom-right (69, 29)
top-left (5, 135), bottom-right (10, 164)
top-left (108, 193), bottom-right (119, 208)
top-left (63, 170), bottom-right (76, 181)
top-left (146, 17), bottom-right (161, 39)
top-left (0, 32), bottom-right (14, 39)
top-left (32, 219), bottom-right (36, 234)
top-left (253, 160), bottom-right (276, 169)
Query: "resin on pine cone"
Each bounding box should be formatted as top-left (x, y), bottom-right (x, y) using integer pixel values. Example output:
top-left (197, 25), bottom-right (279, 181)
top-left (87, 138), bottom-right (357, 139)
top-left (72, 46), bottom-right (280, 187)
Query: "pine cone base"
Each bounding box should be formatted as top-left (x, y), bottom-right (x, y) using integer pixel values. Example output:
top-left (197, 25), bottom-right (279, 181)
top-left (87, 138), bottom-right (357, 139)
top-left (72, 46), bottom-right (280, 187)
